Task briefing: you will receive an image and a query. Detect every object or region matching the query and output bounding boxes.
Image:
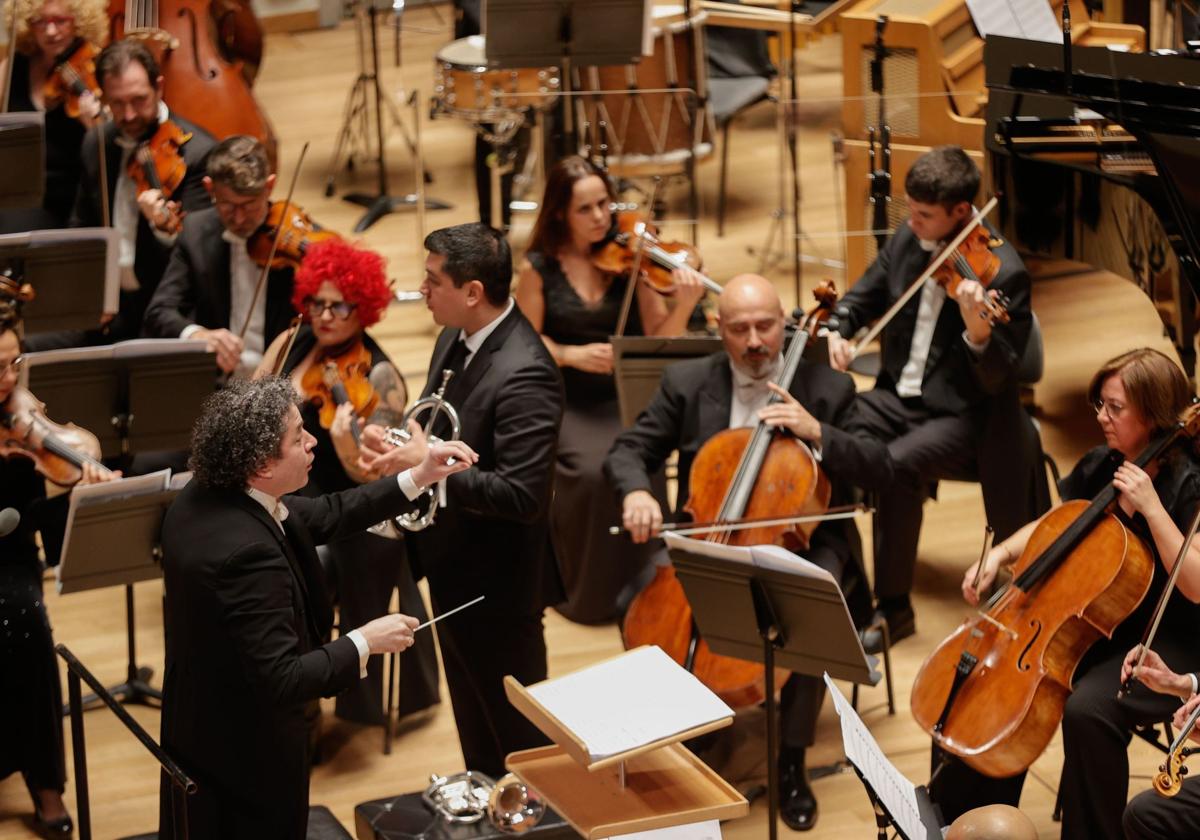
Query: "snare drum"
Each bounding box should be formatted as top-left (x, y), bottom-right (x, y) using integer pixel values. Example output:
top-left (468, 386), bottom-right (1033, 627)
top-left (432, 35), bottom-right (561, 123)
top-left (574, 6), bottom-right (713, 173)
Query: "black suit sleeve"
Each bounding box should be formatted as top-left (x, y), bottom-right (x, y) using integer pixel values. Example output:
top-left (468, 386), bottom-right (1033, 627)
top-left (215, 541), bottom-right (360, 707)
top-left (70, 130), bottom-right (101, 228)
top-left (835, 235), bottom-right (897, 338)
top-left (816, 379), bottom-right (894, 492)
top-left (966, 255), bottom-right (1031, 396)
top-left (144, 233), bottom-right (199, 337)
top-left (176, 137), bottom-right (213, 213)
top-left (447, 359), bottom-right (562, 523)
top-left (604, 369), bottom-right (688, 501)
top-left (285, 476), bottom-right (413, 547)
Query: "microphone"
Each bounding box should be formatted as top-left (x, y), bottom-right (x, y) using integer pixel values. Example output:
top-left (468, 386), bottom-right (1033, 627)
top-left (0, 507), bottom-right (20, 538)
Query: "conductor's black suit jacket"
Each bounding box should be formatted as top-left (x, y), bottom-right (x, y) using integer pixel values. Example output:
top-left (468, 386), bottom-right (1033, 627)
top-left (143, 206), bottom-right (296, 343)
top-left (603, 350), bottom-right (894, 604)
top-left (405, 306), bottom-right (565, 617)
top-left (158, 477), bottom-right (413, 839)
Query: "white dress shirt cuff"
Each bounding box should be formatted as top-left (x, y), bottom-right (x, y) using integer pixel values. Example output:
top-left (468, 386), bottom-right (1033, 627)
top-left (346, 629), bottom-right (370, 678)
top-left (397, 469), bottom-right (422, 501)
top-left (152, 226), bottom-right (179, 247)
top-left (180, 323), bottom-right (203, 340)
top-left (961, 330), bottom-right (990, 355)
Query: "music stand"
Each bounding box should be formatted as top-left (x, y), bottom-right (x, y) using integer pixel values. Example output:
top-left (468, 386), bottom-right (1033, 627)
top-left (0, 228), bottom-right (118, 335)
top-left (56, 471), bottom-right (184, 708)
top-left (0, 112), bottom-right (44, 209)
top-left (612, 335), bottom-right (721, 426)
top-left (21, 339), bottom-right (219, 461)
top-left (665, 533), bottom-right (878, 840)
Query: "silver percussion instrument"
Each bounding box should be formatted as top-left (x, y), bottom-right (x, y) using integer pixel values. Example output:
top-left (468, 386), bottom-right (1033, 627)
top-left (432, 35), bottom-right (561, 124)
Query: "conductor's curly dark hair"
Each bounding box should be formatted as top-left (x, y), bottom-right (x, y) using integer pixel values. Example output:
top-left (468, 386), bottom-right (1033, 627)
top-left (188, 377), bottom-right (300, 491)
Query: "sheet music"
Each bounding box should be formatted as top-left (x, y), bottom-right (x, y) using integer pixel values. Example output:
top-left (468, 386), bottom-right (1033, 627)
top-left (662, 533), bottom-right (838, 584)
top-left (967, 0), bottom-right (1063, 43)
top-left (605, 819), bottom-right (722, 840)
top-left (527, 646), bottom-right (733, 761)
top-left (824, 673), bottom-right (928, 840)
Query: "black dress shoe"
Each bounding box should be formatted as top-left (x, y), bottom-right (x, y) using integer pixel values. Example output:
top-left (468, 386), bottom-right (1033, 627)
top-left (32, 808), bottom-right (73, 838)
top-left (860, 603), bottom-right (916, 654)
top-left (778, 754), bottom-right (818, 831)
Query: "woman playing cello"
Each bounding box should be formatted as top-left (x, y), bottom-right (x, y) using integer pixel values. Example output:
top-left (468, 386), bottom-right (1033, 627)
top-left (936, 347), bottom-right (1200, 836)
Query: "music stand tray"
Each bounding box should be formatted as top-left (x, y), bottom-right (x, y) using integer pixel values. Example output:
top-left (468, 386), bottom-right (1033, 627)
top-left (503, 646), bottom-right (749, 838)
top-left (0, 113), bottom-right (45, 210)
top-left (664, 533), bottom-right (878, 840)
top-left (612, 335), bottom-right (722, 427)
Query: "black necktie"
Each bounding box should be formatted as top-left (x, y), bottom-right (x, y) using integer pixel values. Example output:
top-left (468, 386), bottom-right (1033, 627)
top-left (438, 338), bottom-right (469, 387)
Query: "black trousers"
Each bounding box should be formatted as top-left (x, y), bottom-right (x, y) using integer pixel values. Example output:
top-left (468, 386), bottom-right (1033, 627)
top-left (929, 632), bottom-right (1200, 833)
top-left (1125, 777), bottom-right (1200, 839)
top-left (431, 600), bottom-right (551, 779)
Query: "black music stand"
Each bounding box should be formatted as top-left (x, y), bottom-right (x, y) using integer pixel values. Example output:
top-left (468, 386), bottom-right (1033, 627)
top-left (0, 113), bottom-right (44, 210)
top-left (22, 339), bottom-right (218, 461)
top-left (56, 473), bottom-right (183, 709)
top-left (665, 534), bottom-right (878, 840)
top-left (611, 335), bottom-right (721, 426)
top-left (0, 228), bottom-right (118, 335)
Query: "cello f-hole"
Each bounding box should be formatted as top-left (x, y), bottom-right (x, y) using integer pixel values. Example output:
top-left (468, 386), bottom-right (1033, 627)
top-left (178, 7), bottom-right (217, 80)
top-left (1017, 620), bottom-right (1042, 672)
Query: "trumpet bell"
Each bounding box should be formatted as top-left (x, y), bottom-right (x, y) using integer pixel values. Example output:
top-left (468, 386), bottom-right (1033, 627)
top-left (487, 773), bottom-right (546, 834)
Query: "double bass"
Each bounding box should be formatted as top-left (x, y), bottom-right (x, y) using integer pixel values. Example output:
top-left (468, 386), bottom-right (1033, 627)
top-left (621, 300), bottom-right (835, 708)
top-left (910, 405), bottom-right (1200, 778)
top-left (108, 0), bottom-right (276, 162)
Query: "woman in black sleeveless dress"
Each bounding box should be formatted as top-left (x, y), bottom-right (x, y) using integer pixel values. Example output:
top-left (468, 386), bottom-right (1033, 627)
top-left (515, 155), bottom-right (708, 624)
top-left (259, 239), bottom-right (439, 726)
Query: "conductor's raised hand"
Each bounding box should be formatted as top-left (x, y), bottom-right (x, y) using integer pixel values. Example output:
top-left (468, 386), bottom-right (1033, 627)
top-left (357, 613), bottom-right (419, 654)
top-left (410, 437), bottom-right (477, 488)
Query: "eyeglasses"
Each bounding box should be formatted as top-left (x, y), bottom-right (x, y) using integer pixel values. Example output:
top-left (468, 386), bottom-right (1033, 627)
top-left (1092, 398), bottom-right (1128, 420)
top-left (0, 355), bottom-right (25, 377)
top-left (30, 14), bottom-right (73, 30)
top-left (303, 296), bottom-right (357, 320)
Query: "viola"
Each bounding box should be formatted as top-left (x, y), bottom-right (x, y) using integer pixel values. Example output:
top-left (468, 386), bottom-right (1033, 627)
top-left (299, 339), bottom-right (378, 433)
top-left (621, 297), bottom-right (837, 708)
top-left (0, 386), bottom-right (114, 486)
top-left (910, 404), bottom-right (1200, 778)
top-left (592, 211), bottom-right (723, 297)
top-left (42, 38), bottom-right (101, 125)
top-left (247, 201), bottom-right (340, 270)
top-left (931, 225), bottom-right (1010, 325)
top-left (127, 119), bottom-right (191, 234)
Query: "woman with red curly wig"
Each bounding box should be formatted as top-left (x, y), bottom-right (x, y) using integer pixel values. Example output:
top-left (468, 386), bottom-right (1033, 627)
top-left (257, 238), bottom-right (441, 727)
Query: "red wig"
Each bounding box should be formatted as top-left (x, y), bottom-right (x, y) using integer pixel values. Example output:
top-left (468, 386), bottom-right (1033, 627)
top-left (292, 239), bottom-right (391, 327)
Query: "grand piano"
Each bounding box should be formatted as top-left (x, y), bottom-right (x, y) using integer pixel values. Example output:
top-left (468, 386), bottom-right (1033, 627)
top-left (985, 35), bottom-right (1200, 375)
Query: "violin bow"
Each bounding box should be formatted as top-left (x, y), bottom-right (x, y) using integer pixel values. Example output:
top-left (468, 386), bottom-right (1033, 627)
top-left (240, 141), bottom-right (309, 341)
top-left (1120, 502), bottom-right (1200, 697)
top-left (609, 503), bottom-right (869, 538)
top-left (267, 314), bottom-right (304, 378)
top-left (614, 177), bottom-right (662, 338)
top-left (850, 195), bottom-right (999, 360)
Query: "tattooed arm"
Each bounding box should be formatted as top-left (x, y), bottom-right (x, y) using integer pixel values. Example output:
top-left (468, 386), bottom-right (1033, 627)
top-left (329, 360), bottom-right (410, 483)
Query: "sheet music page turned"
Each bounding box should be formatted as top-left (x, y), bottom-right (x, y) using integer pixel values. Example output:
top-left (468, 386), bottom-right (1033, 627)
top-left (966, 0), bottom-right (1063, 42)
top-left (527, 646), bottom-right (734, 762)
top-left (824, 674), bottom-right (928, 840)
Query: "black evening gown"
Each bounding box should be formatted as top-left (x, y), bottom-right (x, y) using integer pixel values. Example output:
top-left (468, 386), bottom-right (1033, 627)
top-left (0, 457), bottom-right (69, 798)
top-left (282, 326), bottom-right (440, 724)
top-left (528, 251), bottom-right (662, 624)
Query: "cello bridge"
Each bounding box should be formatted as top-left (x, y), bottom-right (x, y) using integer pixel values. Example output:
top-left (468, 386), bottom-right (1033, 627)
top-left (976, 611), bottom-right (1018, 641)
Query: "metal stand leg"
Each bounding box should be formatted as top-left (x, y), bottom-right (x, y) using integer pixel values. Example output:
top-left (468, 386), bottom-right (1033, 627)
top-left (68, 584), bottom-right (161, 714)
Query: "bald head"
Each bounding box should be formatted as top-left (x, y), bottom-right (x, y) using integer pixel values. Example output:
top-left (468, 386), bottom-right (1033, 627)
top-left (945, 805), bottom-right (1037, 840)
top-left (718, 274), bottom-right (786, 379)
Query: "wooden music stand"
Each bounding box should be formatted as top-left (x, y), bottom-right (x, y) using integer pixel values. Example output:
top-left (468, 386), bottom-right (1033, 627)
top-left (503, 647), bottom-right (749, 839)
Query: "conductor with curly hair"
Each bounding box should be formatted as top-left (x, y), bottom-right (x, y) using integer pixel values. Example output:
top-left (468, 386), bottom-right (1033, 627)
top-left (157, 377), bottom-right (477, 839)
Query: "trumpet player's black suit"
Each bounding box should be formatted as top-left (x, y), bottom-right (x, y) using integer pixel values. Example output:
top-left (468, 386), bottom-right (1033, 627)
top-left (603, 348), bottom-right (892, 749)
top-left (158, 477), bottom-right (415, 839)
top-left (406, 304), bottom-right (565, 778)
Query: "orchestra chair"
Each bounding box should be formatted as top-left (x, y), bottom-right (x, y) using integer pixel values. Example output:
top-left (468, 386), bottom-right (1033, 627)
top-left (1050, 721), bottom-right (1175, 822)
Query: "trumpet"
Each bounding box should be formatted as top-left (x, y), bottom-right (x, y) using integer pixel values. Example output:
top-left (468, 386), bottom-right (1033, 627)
top-left (383, 368), bottom-right (461, 532)
top-left (422, 771), bottom-right (545, 833)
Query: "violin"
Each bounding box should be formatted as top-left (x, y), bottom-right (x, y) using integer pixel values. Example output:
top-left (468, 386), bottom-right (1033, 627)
top-left (1154, 701), bottom-right (1200, 798)
top-left (621, 294), bottom-right (838, 708)
top-left (127, 119), bottom-right (191, 234)
top-left (592, 211), bottom-right (723, 296)
top-left (910, 404), bottom-right (1200, 778)
top-left (42, 39), bottom-right (101, 125)
top-left (247, 201), bottom-right (340, 270)
top-left (1, 387), bottom-right (114, 486)
top-left (299, 340), bottom-right (379, 433)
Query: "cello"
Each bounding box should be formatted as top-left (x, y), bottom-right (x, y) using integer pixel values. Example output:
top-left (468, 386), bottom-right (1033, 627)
top-left (910, 404), bottom-right (1200, 778)
top-left (621, 300), bottom-right (835, 708)
top-left (107, 0), bottom-right (276, 162)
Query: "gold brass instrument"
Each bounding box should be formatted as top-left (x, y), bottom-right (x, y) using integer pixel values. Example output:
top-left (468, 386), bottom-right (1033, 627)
top-left (384, 369), bottom-right (461, 532)
top-left (1154, 702), bottom-right (1200, 797)
top-left (422, 771), bottom-right (545, 833)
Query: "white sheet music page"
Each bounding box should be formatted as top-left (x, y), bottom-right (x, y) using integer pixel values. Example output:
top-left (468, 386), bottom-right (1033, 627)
top-left (967, 0), bottom-right (1063, 42)
top-left (604, 819), bottom-right (722, 840)
top-left (966, 0), bottom-right (1021, 37)
top-left (527, 646), bottom-right (734, 762)
top-left (824, 673), bottom-right (927, 840)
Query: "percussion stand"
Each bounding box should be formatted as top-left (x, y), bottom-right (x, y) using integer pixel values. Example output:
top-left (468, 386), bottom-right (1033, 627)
top-left (324, 0), bottom-right (450, 232)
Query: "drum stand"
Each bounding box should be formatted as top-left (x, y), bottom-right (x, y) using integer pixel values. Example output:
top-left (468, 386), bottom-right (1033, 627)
top-left (476, 114), bottom-right (528, 230)
top-left (324, 0), bottom-right (450, 232)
